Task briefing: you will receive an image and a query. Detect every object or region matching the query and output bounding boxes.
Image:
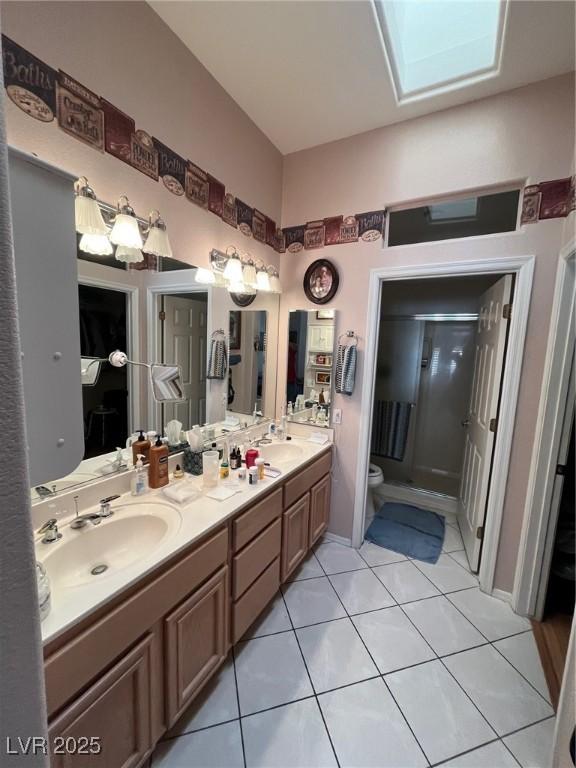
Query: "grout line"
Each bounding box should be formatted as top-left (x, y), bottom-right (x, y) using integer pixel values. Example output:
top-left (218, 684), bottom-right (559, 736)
top-left (279, 589), bottom-right (341, 767)
top-left (427, 736), bottom-right (517, 768)
top-left (231, 645), bottom-right (247, 768)
top-left (489, 640), bottom-right (555, 707)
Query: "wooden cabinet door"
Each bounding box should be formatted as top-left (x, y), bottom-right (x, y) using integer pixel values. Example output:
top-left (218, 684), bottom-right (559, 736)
top-left (48, 634), bottom-right (153, 768)
top-left (309, 474), bottom-right (331, 546)
top-left (165, 566), bottom-right (228, 727)
top-left (281, 494), bottom-right (310, 581)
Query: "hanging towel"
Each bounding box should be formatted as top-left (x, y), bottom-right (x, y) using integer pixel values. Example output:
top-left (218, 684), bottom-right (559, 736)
top-left (207, 336), bottom-right (227, 379)
top-left (371, 400), bottom-right (412, 461)
top-left (335, 343), bottom-right (357, 396)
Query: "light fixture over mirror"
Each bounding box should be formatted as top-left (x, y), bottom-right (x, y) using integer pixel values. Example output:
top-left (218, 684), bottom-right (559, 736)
top-left (74, 177), bottom-right (108, 236)
top-left (110, 195), bottom-right (143, 249)
top-left (143, 210), bottom-right (173, 258)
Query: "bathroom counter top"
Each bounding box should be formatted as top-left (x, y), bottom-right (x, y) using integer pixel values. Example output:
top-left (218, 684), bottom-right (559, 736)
top-left (38, 437), bottom-right (332, 646)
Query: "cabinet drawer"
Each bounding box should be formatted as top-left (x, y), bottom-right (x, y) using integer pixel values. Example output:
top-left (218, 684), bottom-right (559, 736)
top-left (283, 450), bottom-right (332, 508)
top-left (45, 526), bottom-right (228, 717)
top-left (233, 518), bottom-right (281, 599)
top-left (232, 557), bottom-right (280, 643)
top-left (233, 488), bottom-right (283, 551)
top-left (165, 566), bottom-right (229, 727)
top-left (48, 634), bottom-right (153, 768)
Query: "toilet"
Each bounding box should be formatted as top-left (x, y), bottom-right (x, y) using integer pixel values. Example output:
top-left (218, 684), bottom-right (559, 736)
top-left (366, 463), bottom-right (384, 530)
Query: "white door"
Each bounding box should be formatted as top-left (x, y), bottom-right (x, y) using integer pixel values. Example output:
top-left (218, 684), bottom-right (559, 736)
top-left (458, 275), bottom-right (512, 571)
top-left (162, 295), bottom-right (207, 428)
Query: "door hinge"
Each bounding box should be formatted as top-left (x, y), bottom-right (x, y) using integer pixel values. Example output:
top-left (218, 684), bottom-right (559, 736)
top-left (159, 310), bottom-right (166, 321)
top-left (476, 525), bottom-right (484, 540)
top-left (489, 418), bottom-right (498, 433)
top-left (503, 303), bottom-right (512, 320)
top-left (556, 463), bottom-right (567, 476)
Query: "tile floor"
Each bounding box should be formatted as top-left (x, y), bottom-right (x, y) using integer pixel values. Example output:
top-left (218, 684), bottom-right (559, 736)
top-left (152, 518), bottom-right (555, 768)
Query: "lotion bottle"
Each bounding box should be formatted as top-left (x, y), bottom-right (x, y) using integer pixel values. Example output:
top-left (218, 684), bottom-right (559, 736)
top-left (149, 436), bottom-right (169, 489)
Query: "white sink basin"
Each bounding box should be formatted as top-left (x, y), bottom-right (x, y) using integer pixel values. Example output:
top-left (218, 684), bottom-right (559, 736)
top-left (257, 442), bottom-right (304, 463)
top-left (39, 501), bottom-right (182, 590)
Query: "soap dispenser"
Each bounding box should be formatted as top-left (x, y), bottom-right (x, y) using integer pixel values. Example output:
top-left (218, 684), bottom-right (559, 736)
top-left (149, 436), bottom-right (169, 489)
top-left (131, 454), bottom-right (148, 496)
top-left (132, 430), bottom-right (151, 464)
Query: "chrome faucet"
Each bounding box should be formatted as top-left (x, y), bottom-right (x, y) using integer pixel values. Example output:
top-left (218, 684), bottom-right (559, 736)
top-left (35, 484), bottom-right (57, 499)
top-left (70, 495), bottom-right (120, 529)
top-left (38, 519), bottom-right (61, 544)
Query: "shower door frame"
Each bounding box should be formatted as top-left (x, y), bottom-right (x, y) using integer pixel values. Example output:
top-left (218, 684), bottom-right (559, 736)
top-left (353, 254), bottom-right (534, 597)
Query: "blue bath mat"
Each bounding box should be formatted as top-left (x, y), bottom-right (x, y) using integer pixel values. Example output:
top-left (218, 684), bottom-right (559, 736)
top-left (366, 502), bottom-right (445, 564)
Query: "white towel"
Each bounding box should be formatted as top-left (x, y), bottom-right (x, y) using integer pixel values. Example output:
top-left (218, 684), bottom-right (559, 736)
top-left (162, 483), bottom-right (200, 504)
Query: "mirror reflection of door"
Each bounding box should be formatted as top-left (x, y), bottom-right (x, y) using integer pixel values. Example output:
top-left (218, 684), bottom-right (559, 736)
top-left (79, 284), bottom-right (128, 459)
top-left (227, 310), bottom-right (267, 415)
top-left (161, 294), bottom-right (208, 428)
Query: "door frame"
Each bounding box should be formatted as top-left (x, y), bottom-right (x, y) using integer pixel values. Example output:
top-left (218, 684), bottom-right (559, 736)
top-left (352, 254), bottom-right (535, 596)
top-left (145, 274), bottom-right (211, 432)
top-left (77, 260), bottom-right (141, 435)
top-left (513, 240), bottom-right (576, 618)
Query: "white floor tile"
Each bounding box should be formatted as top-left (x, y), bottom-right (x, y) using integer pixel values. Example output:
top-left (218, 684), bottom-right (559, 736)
top-left (443, 645), bottom-right (554, 735)
top-left (372, 561), bottom-right (440, 603)
top-left (153, 721), bottom-right (243, 768)
top-left (494, 632), bottom-right (551, 702)
top-left (403, 596), bottom-right (486, 656)
top-left (386, 659), bottom-right (495, 765)
top-left (242, 698), bottom-right (337, 768)
top-left (443, 526), bottom-right (465, 553)
top-left (243, 593), bottom-right (292, 639)
top-left (285, 551), bottom-right (325, 581)
top-left (166, 659), bottom-right (238, 736)
top-left (234, 631), bottom-right (313, 715)
top-left (438, 740), bottom-right (519, 767)
top-left (314, 541), bottom-right (368, 575)
top-left (449, 550), bottom-right (474, 573)
top-left (296, 617), bottom-right (378, 692)
top-left (282, 577), bottom-right (346, 628)
top-left (447, 588), bottom-right (531, 641)
top-left (328, 568), bottom-right (395, 614)
top-left (359, 540), bottom-right (407, 567)
top-left (414, 555), bottom-right (479, 593)
top-left (319, 677), bottom-right (427, 767)
top-left (353, 606), bottom-right (435, 673)
top-left (503, 717), bottom-right (556, 767)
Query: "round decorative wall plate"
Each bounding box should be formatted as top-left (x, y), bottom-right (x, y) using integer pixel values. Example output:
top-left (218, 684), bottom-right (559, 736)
top-left (303, 259), bottom-right (339, 305)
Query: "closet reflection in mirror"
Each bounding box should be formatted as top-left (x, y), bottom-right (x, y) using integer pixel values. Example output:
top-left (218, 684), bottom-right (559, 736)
top-left (228, 310), bottom-right (267, 418)
top-left (286, 309), bottom-right (336, 426)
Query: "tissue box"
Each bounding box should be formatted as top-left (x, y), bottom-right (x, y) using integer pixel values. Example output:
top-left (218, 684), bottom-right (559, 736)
top-left (183, 448), bottom-right (203, 476)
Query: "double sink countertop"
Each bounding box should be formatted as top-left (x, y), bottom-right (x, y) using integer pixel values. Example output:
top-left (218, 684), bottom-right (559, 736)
top-left (36, 437), bottom-right (332, 646)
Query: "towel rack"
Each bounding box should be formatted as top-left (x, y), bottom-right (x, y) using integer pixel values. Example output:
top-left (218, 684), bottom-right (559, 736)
top-left (211, 328), bottom-right (226, 337)
top-left (338, 330), bottom-right (359, 345)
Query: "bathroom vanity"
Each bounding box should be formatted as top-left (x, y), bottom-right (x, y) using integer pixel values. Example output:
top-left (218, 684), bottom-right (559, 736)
top-left (41, 441), bottom-right (331, 768)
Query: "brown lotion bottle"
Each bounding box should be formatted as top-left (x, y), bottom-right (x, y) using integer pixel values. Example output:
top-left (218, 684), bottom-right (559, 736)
top-left (132, 430), bottom-right (151, 465)
top-left (149, 436), bottom-right (169, 488)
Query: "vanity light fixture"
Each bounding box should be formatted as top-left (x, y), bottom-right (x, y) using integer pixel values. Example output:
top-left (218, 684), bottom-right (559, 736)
top-left (242, 258), bottom-right (258, 289)
top-left (268, 267), bottom-right (282, 294)
top-left (195, 266), bottom-right (216, 285)
top-left (109, 195), bottom-right (144, 249)
top-left (143, 210), bottom-right (173, 258)
top-left (79, 232), bottom-right (113, 256)
top-left (223, 247), bottom-right (243, 283)
top-left (256, 263), bottom-right (271, 292)
top-left (74, 177), bottom-right (108, 235)
top-left (114, 245), bottom-right (144, 264)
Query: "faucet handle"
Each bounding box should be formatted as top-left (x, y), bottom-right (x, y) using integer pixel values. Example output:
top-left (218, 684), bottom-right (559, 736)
top-left (38, 518), bottom-right (57, 534)
top-left (99, 494), bottom-right (120, 517)
top-left (38, 519), bottom-right (61, 543)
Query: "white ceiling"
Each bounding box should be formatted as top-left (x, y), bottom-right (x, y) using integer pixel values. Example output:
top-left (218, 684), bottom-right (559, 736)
top-left (150, 1), bottom-right (575, 155)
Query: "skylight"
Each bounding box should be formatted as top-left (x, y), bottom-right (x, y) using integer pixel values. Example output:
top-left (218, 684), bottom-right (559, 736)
top-left (374, 0), bottom-right (507, 102)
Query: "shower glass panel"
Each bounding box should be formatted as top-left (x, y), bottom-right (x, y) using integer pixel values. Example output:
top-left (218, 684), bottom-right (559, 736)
top-left (371, 317), bottom-right (477, 497)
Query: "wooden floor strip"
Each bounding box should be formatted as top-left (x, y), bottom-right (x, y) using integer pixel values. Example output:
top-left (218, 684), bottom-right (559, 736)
top-left (532, 612), bottom-right (573, 710)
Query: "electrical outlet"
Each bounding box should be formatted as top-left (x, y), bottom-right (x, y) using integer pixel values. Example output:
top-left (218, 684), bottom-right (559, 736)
top-left (333, 408), bottom-right (342, 424)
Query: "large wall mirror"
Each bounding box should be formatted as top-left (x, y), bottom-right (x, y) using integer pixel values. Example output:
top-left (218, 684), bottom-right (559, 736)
top-left (32, 239), bottom-right (280, 502)
top-left (285, 309), bottom-right (337, 427)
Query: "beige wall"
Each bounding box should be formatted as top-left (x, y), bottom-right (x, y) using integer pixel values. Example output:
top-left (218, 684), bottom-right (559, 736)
top-left (1, 1), bottom-right (283, 270)
top-left (278, 74), bottom-right (575, 592)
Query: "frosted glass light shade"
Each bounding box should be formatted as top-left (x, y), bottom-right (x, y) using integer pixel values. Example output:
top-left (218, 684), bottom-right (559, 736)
top-left (242, 262), bottom-right (258, 288)
top-left (256, 269), bottom-right (271, 292)
top-left (115, 245), bottom-right (143, 263)
top-left (195, 267), bottom-right (215, 284)
top-left (75, 196), bottom-right (108, 235)
top-left (143, 226), bottom-right (173, 258)
top-left (269, 274), bottom-right (282, 294)
top-left (223, 254), bottom-right (243, 283)
top-left (79, 233), bottom-right (113, 256)
top-left (110, 214), bottom-right (143, 249)
top-left (227, 280), bottom-right (247, 294)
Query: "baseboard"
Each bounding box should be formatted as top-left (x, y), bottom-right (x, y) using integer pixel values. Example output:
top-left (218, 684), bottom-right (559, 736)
top-left (323, 531), bottom-right (353, 547)
top-left (378, 482), bottom-right (458, 516)
top-left (491, 588), bottom-right (512, 604)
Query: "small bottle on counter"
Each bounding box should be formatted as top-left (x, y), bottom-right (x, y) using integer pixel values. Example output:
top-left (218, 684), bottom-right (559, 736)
top-left (255, 457), bottom-right (266, 481)
top-left (173, 464), bottom-right (184, 480)
top-left (131, 454), bottom-right (148, 496)
top-left (248, 466), bottom-right (258, 485)
top-left (220, 458), bottom-right (230, 480)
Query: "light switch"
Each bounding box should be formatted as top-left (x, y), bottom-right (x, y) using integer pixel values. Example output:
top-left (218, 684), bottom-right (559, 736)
top-left (332, 408), bottom-right (342, 424)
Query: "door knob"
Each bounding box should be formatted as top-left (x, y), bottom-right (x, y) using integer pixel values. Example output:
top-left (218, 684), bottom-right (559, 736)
top-left (461, 418), bottom-right (471, 427)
